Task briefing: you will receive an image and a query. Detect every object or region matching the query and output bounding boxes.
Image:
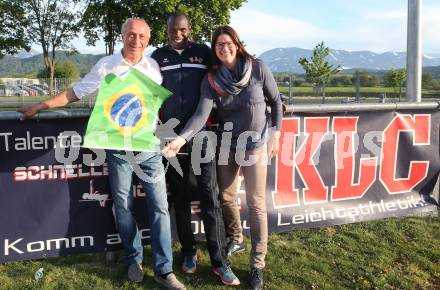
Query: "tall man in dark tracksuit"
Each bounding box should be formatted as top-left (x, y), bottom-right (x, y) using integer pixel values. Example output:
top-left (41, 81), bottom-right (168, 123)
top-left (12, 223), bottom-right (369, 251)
top-left (151, 12), bottom-right (240, 286)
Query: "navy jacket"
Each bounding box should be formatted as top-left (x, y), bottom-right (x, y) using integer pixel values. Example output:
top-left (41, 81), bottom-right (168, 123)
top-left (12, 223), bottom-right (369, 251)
top-left (151, 43), bottom-right (211, 134)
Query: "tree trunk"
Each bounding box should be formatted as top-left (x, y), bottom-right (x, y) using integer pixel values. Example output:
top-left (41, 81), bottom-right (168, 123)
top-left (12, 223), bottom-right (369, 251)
top-left (45, 57), bottom-right (55, 96)
top-left (399, 85), bottom-right (402, 102)
top-left (49, 49), bottom-right (56, 96)
top-left (109, 25), bottom-right (114, 55)
top-left (43, 54), bottom-right (54, 96)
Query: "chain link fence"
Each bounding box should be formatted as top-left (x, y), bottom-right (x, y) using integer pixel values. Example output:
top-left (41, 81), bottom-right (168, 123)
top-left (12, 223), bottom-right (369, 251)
top-left (0, 78), bottom-right (96, 109)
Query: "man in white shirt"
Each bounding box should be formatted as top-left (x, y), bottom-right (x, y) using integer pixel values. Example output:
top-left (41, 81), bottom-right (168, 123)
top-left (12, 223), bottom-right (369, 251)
top-left (18, 18), bottom-right (186, 290)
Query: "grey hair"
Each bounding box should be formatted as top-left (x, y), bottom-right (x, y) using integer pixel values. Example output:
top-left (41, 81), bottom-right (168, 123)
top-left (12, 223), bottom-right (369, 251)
top-left (121, 18), bottom-right (150, 36)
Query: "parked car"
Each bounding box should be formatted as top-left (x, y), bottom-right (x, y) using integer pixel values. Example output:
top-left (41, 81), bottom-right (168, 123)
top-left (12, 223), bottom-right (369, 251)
top-left (28, 84), bottom-right (49, 95)
top-left (0, 84), bottom-right (20, 96)
top-left (32, 83), bottom-right (50, 92)
top-left (13, 88), bottom-right (30, 97)
top-left (16, 85), bottom-right (38, 96)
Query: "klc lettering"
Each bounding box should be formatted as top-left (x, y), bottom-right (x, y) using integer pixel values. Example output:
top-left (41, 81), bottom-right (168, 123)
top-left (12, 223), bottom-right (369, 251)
top-left (272, 114), bottom-right (430, 208)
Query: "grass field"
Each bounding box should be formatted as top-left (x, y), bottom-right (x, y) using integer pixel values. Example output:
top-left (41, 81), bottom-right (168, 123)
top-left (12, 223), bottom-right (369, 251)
top-left (1, 85), bottom-right (439, 107)
top-left (1, 216), bottom-right (439, 290)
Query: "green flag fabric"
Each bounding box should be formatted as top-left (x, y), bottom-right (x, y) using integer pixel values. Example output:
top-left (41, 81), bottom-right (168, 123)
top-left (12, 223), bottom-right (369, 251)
top-left (82, 68), bottom-right (172, 151)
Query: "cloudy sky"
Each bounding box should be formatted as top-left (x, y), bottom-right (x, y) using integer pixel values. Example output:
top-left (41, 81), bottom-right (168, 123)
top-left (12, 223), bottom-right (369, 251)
top-left (73, 0), bottom-right (440, 56)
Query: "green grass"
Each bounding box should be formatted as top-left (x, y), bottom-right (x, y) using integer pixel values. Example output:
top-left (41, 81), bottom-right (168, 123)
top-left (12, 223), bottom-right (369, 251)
top-left (1, 216), bottom-right (439, 290)
top-left (1, 86), bottom-right (439, 111)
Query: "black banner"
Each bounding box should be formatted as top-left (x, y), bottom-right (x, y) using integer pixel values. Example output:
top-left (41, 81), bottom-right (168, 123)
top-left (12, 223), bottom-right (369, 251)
top-left (0, 110), bottom-right (439, 263)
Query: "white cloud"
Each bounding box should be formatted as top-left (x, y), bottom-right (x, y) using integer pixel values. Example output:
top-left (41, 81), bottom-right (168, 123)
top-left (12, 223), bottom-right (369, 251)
top-left (230, 8), bottom-right (331, 55)
top-left (423, 5), bottom-right (440, 53)
top-left (230, 4), bottom-right (440, 55)
top-left (364, 10), bottom-right (406, 20)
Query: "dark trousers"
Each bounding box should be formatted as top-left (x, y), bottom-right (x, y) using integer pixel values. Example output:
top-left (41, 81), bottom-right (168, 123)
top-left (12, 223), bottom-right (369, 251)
top-left (165, 135), bottom-right (228, 268)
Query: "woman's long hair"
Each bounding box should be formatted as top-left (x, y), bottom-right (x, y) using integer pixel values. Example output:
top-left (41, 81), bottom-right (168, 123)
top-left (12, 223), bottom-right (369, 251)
top-left (210, 25), bottom-right (254, 71)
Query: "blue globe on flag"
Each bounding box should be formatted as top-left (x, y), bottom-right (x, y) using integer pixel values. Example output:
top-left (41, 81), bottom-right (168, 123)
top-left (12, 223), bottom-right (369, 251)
top-left (110, 93), bottom-right (143, 127)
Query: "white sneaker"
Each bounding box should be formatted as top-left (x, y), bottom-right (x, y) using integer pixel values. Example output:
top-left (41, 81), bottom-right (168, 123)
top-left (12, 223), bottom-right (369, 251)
top-left (154, 273), bottom-right (186, 290)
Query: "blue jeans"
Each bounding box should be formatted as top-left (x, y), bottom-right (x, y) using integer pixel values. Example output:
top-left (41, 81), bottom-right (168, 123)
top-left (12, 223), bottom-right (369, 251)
top-left (106, 150), bottom-right (173, 275)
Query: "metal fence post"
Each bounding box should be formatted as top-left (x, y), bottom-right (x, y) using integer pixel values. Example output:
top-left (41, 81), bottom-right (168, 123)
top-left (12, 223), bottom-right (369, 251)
top-left (406, 0), bottom-right (423, 102)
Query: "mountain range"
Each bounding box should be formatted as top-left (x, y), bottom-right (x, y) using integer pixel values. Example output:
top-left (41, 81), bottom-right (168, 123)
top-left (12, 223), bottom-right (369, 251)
top-left (1, 48), bottom-right (440, 77)
top-left (258, 47), bottom-right (440, 73)
top-left (0, 51), bottom-right (104, 77)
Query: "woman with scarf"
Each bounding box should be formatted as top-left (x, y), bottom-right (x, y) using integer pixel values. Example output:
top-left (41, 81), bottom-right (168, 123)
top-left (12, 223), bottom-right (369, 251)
top-left (163, 25), bottom-right (282, 290)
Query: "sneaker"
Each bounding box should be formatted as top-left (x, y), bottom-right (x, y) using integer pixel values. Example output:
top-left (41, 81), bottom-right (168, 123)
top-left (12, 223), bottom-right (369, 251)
top-left (154, 273), bottom-right (186, 290)
top-left (181, 255), bottom-right (198, 273)
top-left (249, 268), bottom-right (263, 290)
top-left (127, 263), bottom-right (143, 283)
top-left (212, 265), bottom-right (240, 286)
top-left (225, 240), bottom-right (245, 256)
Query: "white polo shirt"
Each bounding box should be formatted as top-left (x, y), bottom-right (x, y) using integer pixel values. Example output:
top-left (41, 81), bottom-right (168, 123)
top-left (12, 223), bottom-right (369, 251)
top-left (72, 51), bottom-right (163, 99)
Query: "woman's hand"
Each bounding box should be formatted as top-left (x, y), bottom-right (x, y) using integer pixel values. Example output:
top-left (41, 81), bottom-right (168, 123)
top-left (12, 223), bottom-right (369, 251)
top-left (269, 131), bottom-right (281, 159)
top-left (162, 136), bottom-right (186, 158)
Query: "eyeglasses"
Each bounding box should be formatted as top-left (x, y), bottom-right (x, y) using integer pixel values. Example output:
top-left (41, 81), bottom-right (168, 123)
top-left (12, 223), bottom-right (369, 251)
top-left (215, 41), bottom-right (235, 49)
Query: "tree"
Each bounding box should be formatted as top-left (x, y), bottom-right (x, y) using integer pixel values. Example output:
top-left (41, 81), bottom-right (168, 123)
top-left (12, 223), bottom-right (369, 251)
top-left (0, 1), bottom-right (30, 57)
top-left (298, 42), bottom-right (340, 99)
top-left (81, 0), bottom-right (130, 55)
top-left (81, 0), bottom-right (246, 55)
top-left (329, 74), bottom-right (352, 86)
top-left (293, 79), bottom-right (304, 87)
top-left (384, 68), bottom-right (406, 101)
top-left (351, 71), bottom-right (379, 87)
top-left (38, 60), bottom-right (80, 81)
top-left (422, 72), bottom-right (434, 89)
top-left (5, 0), bottom-right (82, 94)
top-left (55, 61), bottom-right (80, 81)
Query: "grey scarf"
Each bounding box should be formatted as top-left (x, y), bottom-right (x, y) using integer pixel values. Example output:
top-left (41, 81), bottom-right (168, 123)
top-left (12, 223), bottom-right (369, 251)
top-left (209, 57), bottom-right (253, 96)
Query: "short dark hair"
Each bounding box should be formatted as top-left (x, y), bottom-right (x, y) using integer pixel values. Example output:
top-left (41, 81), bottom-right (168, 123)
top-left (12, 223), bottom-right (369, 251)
top-left (210, 25), bottom-right (254, 71)
top-left (167, 12), bottom-right (190, 27)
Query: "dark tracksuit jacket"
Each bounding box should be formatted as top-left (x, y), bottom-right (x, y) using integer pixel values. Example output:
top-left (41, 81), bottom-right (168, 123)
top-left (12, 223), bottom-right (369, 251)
top-left (151, 43), bottom-right (227, 267)
top-left (151, 42), bottom-right (211, 134)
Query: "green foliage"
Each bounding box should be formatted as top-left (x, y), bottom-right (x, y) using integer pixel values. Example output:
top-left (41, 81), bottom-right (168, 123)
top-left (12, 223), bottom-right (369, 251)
top-left (55, 61), bottom-right (80, 81)
top-left (351, 71), bottom-right (379, 87)
top-left (384, 68), bottom-right (406, 100)
top-left (4, 0), bottom-right (83, 94)
top-left (293, 79), bottom-right (304, 87)
top-left (422, 72), bottom-right (434, 89)
top-left (81, 0), bottom-right (247, 55)
top-left (329, 74), bottom-right (352, 86)
top-left (423, 65), bottom-right (440, 80)
top-left (298, 41), bottom-right (340, 96)
top-left (0, 217), bottom-right (439, 289)
top-left (81, 0), bottom-right (130, 55)
top-left (37, 61), bottom-right (80, 82)
top-left (0, 1), bottom-right (30, 57)
top-left (384, 68), bottom-right (406, 90)
top-left (273, 72), bottom-right (293, 83)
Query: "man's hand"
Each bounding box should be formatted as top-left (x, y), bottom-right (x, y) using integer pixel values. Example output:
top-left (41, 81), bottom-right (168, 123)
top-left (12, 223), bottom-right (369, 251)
top-left (162, 136), bottom-right (186, 158)
top-left (17, 103), bottom-right (46, 121)
top-left (17, 89), bottom-right (78, 121)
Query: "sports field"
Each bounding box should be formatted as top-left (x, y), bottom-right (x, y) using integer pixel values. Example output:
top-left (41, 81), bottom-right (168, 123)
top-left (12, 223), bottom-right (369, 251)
top-left (0, 216), bottom-right (439, 290)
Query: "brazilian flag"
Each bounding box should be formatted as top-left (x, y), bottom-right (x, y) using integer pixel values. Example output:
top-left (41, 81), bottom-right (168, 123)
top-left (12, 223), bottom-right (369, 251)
top-left (82, 68), bottom-right (171, 151)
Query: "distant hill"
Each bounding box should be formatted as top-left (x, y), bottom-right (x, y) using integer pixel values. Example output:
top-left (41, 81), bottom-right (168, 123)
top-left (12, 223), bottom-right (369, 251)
top-left (2, 48), bottom-right (440, 79)
top-left (12, 48), bottom-right (40, 59)
top-left (258, 47), bottom-right (440, 73)
top-left (423, 65), bottom-right (440, 79)
top-left (0, 51), bottom-right (104, 77)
